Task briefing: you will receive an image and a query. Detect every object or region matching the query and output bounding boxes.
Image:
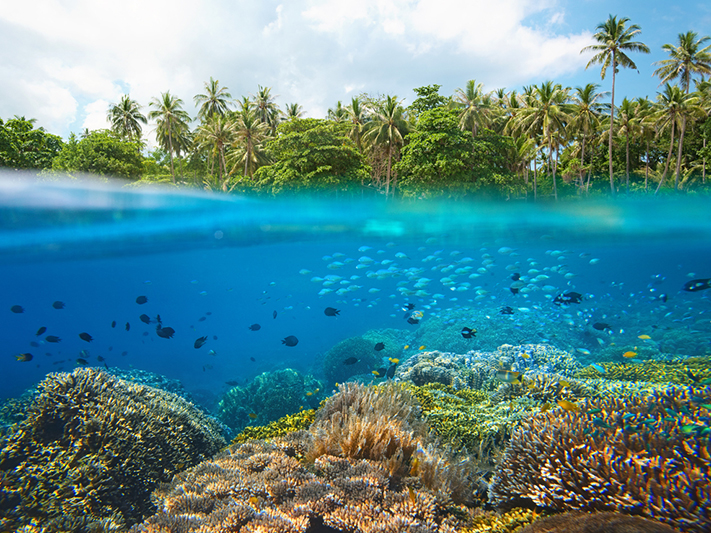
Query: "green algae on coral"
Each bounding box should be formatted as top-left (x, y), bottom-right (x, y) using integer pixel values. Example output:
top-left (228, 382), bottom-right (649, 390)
top-left (575, 357), bottom-right (711, 386)
top-left (230, 408), bottom-right (316, 446)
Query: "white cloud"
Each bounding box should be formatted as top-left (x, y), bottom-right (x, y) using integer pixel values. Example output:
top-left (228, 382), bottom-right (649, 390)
top-left (82, 100), bottom-right (111, 132)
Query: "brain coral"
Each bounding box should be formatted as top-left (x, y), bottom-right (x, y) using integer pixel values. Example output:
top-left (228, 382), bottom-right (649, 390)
top-left (0, 368), bottom-right (226, 533)
top-left (488, 386), bottom-right (710, 532)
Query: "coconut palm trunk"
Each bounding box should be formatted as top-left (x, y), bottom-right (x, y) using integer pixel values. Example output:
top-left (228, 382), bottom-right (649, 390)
top-left (656, 121), bottom-right (676, 194)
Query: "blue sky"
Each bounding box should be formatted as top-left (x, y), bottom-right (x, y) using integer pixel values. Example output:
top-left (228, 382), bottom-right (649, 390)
top-left (0, 1), bottom-right (709, 142)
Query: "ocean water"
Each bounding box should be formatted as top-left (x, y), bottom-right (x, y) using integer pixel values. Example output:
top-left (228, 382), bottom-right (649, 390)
top-left (2, 173), bottom-right (711, 407)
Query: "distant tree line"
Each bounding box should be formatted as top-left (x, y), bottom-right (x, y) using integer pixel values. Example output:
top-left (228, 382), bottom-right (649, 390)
top-left (1, 15), bottom-right (711, 200)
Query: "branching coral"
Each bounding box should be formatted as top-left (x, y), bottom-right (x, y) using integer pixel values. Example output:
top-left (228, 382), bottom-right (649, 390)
top-left (0, 368), bottom-right (226, 533)
top-left (517, 511), bottom-right (679, 533)
top-left (575, 357), bottom-right (711, 387)
top-left (489, 386), bottom-right (711, 532)
top-left (231, 409), bottom-right (317, 446)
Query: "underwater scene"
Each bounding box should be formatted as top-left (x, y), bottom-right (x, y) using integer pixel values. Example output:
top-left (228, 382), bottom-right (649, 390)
top-left (1, 175), bottom-right (710, 533)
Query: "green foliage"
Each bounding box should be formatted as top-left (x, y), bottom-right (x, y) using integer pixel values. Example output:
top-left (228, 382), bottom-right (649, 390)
top-left (410, 84), bottom-right (450, 118)
top-left (51, 130), bottom-right (144, 180)
top-left (252, 118), bottom-right (370, 194)
top-left (0, 116), bottom-right (64, 170)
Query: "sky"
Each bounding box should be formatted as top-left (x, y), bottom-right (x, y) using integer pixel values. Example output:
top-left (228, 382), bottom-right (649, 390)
top-left (1, 0), bottom-right (710, 143)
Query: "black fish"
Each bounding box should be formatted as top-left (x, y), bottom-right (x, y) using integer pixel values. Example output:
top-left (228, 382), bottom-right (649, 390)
top-left (248, 323), bottom-right (261, 331)
top-left (111, 321), bottom-right (116, 328)
top-left (121, 351), bottom-right (128, 356)
top-left (45, 335), bottom-right (61, 343)
top-left (156, 314), bottom-right (162, 325)
top-left (52, 301), bottom-right (65, 309)
top-left (142, 331), bottom-right (149, 336)
top-left (125, 322), bottom-right (130, 331)
top-left (250, 357), bottom-right (256, 362)
top-left (97, 355), bottom-right (105, 362)
top-left (386, 364), bottom-right (397, 379)
top-left (343, 357), bottom-right (359, 365)
top-left (273, 310), bottom-right (277, 319)
top-left (592, 322), bottom-right (610, 331)
top-left (29, 341), bottom-right (40, 347)
top-left (198, 316), bottom-right (207, 322)
top-left (553, 291), bottom-right (583, 306)
top-left (79, 332), bottom-right (93, 342)
top-left (225, 380), bottom-right (239, 386)
top-left (500, 306), bottom-right (514, 315)
top-left (76, 358), bottom-right (89, 366)
top-left (36, 326), bottom-right (47, 336)
top-left (10, 305), bottom-right (24, 313)
top-left (403, 303), bottom-right (415, 311)
top-left (374, 342), bottom-right (385, 351)
top-left (324, 307), bottom-right (340, 317)
top-left (139, 314), bottom-right (151, 324)
top-left (156, 326), bottom-right (175, 339)
top-left (206, 311), bottom-right (212, 316)
top-left (374, 367), bottom-right (387, 377)
top-left (213, 335), bottom-right (218, 340)
top-left (683, 279), bottom-right (711, 292)
top-left (407, 317), bottom-right (420, 325)
top-left (194, 336), bottom-right (208, 349)
top-left (15, 353), bottom-right (33, 362)
top-left (282, 335), bottom-right (298, 347)
top-left (509, 287), bottom-right (520, 295)
top-left (136, 296), bottom-right (148, 304)
top-left (461, 327), bottom-right (476, 339)
top-left (511, 273), bottom-right (521, 281)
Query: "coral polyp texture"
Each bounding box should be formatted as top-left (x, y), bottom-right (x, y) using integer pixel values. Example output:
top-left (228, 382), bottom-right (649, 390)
top-left (517, 511), bottom-right (679, 533)
top-left (488, 386), bottom-right (710, 532)
top-left (0, 368), bottom-right (226, 533)
top-left (132, 382), bottom-right (479, 532)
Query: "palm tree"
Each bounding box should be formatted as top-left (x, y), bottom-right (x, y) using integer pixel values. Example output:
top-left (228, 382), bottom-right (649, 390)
top-left (653, 84), bottom-right (692, 193)
top-left (194, 115), bottom-right (236, 190)
top-left (327, 101), bottom-right (348, 123)
top-left (653, 31), bottom-right (711, 94)
top-left (514, 81), bottom-right (570, 200)
top-left (252, 85), bottom-right (280, 134)
top-left (148, 92), bottom-right (191, 184)
top-left (633, 97), bottom-right (656, 192)
top-left (346, 97), bottom-right (368, 152)
top-left (231, 109), bottom-right (270, 178)
top-left (614, 98), bottom-right (640, 193)
top-left (454, 80), bottom-right (493, 138)
top-left (364, 95), bottom-right (410, 197)
top-left (695, 80), bottom-right (711, 183)
top-left (108, 95), bottom-right (147, 141)
top-left (582, 15), bottom-right (650, 195)
top-left (194, 77), bottom-right (233, 121)
top-left (570, 83), bottom-right (608, 192)
top-left (283, 103), bottom-right (304, 120)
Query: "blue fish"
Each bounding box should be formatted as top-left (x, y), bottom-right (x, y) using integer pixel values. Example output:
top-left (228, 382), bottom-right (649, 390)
top-left (590, 363), bottom-right (606, 374)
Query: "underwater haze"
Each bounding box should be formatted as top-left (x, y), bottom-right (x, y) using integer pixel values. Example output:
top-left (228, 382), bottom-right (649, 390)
top-left (2, 173), bottom-right (711, 406)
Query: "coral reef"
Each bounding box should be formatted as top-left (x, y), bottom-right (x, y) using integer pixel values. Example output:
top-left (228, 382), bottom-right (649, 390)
top-left (489, 386), bottom-right (711, 532)
top-left (133, 382), bottom-right (481, 533)
top-left (231, 408), bottom-right (317, 446)
top-left (217, 368), bottom-right (322, 432)
top-left (575, 357), bottom-right (711, 387)
top-left (0, 368), bottom-right (226, 533)
top-left (460, 508), bottom-right (544, 533)
top-left (322, 335), bottom-right (383, 384)
top-left (517, 511), bottom-right (679, 533)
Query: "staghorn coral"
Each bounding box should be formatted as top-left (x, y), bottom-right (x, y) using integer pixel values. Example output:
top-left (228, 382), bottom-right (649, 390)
top-left (217, 368), bottom-right (322, 432)
top-left (231, 408), bottom-right (317, 446)
top-left (323, 336), bottom-right (383, 385)
top-left (0, 368), bottom-right (226, 533)
top-left (517, 511), bottom-right (679, 533)
top-left (489, 386), bottom-right (711, 532)
top-left (575, 357), bottom-right (711, 387)
top-left (460, 507), bottom-right (544, 533)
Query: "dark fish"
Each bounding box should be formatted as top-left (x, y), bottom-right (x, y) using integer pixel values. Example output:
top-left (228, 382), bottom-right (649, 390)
top-left (121, 351), bottom-right (128, 356)
top-left (156, 326), bottom-right (175, 339)
top-left (29, 341), bottom-right (40, 347)
top-left (206, 311), bottom-right (212, 316)
top-left (250, 357), bottom-right (256, 362)
top-left (194, 336), bottom-right (208, 349)
top-left (111, 321), bottom-right (116, 328)
top-left (139, 314), bottom-right (151, 324)
top-left (509, 287), bottom-right (520, 295)
top-left (212, 335), bottom-right (218, 340)
top-left (52, 301), bottom-right (65, 309)
top-left (592, 322), bottom-right (610, 331)
top-left (97, 355), bottom-right (105, 362)
top-left (553, 291), bottom-right (583, 306)
top-left (386, 364), bottom-right (397, 379)
top-left (282, 335), bottom-right (298, 347)
top-left (657, 293), bottom-right (668, 302)
top-left (225, 380), bottom-right (239, 386)
top-left (79, 332), bottom-right (93, 342)
top-left (683, 279), bottom-right (711, 292)
top-left (10, 305), bottom-right (24, 313)
top-left (15, 353), bottom-right (33, 362)
top-left (374, 342), bottom-right (385, 351)
top-left (404, 303), bottom-right (415, 310)
top-left (36, 326), bottom-right (47, 336)
top-left (248, 323), bottom-right (261, 331)
top-left (273, 310), bottom-right (277, 319)
top-left (136, 296), bottom-right (148, 304)
top-left (500, 306), bottom-right (514, 315)
top-left (324, 307), bottom-right (340, 317)
top-left (198, 316), bottom-right (207, 322)
top-left (142, 331), bottom-right (149, 336)
top-left (511, 273), bottom-right (521, 281)
top-left (76, 358), bottom-right (89, 366)
top-left (45, 335), bottom-right (61, 343)
top-left (156, 314), bottom-right (162, 325)
top-left (343, 357), bottom-right (359, 365)
top-left (108, 346), bottom-right (112, 351)
top-left (461, 327), bottom-right (476, 339)
top-left (125, 322), bottom-right (130, 331)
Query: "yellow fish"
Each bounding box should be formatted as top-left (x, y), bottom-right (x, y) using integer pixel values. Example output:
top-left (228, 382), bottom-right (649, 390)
top-left (248, 496), bottom-right (259, 506)
top-left (248, 412), bottom-right (258, 419)
top-left (622, 351), bottom-right (637, 358)
top-left (372, 370), bottom-right (381, 376)
top-left (638, 335), bottom-right (651, 340)
top-left (557, 399), bottom-right (579, 412)
top-left (559, 380), bottom-right (571, 388)
top-left (496, 370), bottom-right (522, 384)
top-left (408, 486), bottom-right (417, 503)
top-left (409, 456), bottom-right (419, 475)
top-left (306, 391), bottom-right (313, 396)
top-left (520, 353), bottom-right (530, 359)
top-left (403, 345), bottom-right (410, 350)
top-left (418, 345), bottom-right (426, 350)
top-left (389, 357), bottom-right (399, 364)
top-left (540, 402), bottom-right (551, 413)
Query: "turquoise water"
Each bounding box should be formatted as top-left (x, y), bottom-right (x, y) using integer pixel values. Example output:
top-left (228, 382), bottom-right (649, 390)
top-left (2, 173), bottom-right (711, 406)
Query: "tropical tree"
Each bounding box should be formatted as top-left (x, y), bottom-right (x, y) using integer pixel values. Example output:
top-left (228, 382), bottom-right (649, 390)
top-left (363, 95), bottom-right (410, 197)
top-left (283, 103), bottom-right (304, 120)
top-left (252, 85), bottom-right (280, 134)
top-left (107, 96), bottom-right (146, 142)
top-left (582, 15), bottom-right (650, 195)
top-left (614, 98), bottom-right (640, 193)
top-left (194, 77), bottom-right (233, 121)
top-left (51, 130), bottom-right (143, 179)
top-left (633, 96), bottom-right (656, 191)
top-left (327, 101), bottom-right (348, 123)
top-left (148, 91), bottom-right (191, 183)
top-left (653, 31), bottom-right (711, 94)
top-left (0, 116), bottom-right (64, 170)
top-left (231, 108), bottom-right (270, 178)
top-left (345, 97), bottom-right (368, 152)
top-left (194, 115), bottom-right (235, 190)
top-left (569, 83), bottom-right (608, 192)
top-left (454, 80), bottom-right (494, 138)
